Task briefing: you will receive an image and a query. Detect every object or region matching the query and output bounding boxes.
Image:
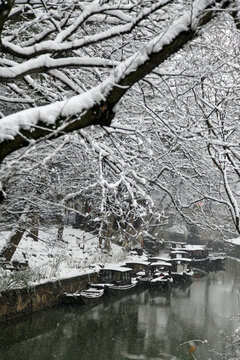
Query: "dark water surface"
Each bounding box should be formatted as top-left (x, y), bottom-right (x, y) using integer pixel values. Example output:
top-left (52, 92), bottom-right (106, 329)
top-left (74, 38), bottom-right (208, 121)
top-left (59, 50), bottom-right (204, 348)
top-left (1, 257), bottom-right (240, 360)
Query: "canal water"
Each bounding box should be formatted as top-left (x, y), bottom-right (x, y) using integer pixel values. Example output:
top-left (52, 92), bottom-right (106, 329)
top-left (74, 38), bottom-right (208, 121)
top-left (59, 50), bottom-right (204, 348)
top-left (1, 257), bottom-right (240, 360)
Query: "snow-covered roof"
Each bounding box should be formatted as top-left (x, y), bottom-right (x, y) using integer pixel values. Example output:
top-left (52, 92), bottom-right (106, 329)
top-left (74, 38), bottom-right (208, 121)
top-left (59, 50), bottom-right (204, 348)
top-left (100, 265), bottom-right (132, 272)
top-left (170, 258), bottom-right (192, 263)
top-left (150, 261), bottom-right (172, 267)
top-left (183, 245), bottom-right (207, 251)
top-left (126, 260), bottom-right (150, 266)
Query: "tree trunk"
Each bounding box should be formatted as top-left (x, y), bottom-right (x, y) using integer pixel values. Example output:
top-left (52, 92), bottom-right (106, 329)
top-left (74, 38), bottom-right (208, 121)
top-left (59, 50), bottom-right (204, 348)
top-left (28, 213), bottom-right (39, 241)
top-left (0, 228), bottom-right (25, 261)
top-left (123, 213), bottom-right (135, 249)
top-left (0, 207), bottom-right (29, 261)
top-left (56, 214), bottom-right (64, 242)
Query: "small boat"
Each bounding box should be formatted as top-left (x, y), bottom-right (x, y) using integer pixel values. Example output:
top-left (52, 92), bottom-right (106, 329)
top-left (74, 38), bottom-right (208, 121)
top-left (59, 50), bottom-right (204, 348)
top-left (78, 287), bottom-right (105, 304)
top-left (149, 261), bottom-right (173, 290)
top-left (123, 260), bottom-right (151, 288)
top-left (173, 245), bottom-right (226, 272)
top-left (124, 260), bottom-right (151, 277)
top-left (91, 265), bottom-right (137, 296)
top-left (106, 282), bottom-right (137, 295)
top-left (149, 275), bottom-right (172, 290)
top-left (169, 250), bottom-right (193, 285)
top-left (170, 262), bottom-right (193, 285)
top-left (61, 287), bottom-right (104, 306)
top-left (136, 270), bottom-right (153, 289)
top-left (136, 260), bottom-right (173, 289)
top-left (173, 245), bottom-right (208, 260)
top-left (208, 253), bottom-right (226, 271)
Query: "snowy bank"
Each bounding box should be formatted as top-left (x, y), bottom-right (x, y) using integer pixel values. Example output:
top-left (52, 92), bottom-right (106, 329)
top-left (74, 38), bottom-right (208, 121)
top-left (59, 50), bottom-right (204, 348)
top-left (0, 226), bottom-right (146, 290)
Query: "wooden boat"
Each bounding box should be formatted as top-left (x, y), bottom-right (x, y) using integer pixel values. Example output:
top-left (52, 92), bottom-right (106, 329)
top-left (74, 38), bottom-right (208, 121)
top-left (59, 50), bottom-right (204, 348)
top-left (170, 244), bottom-right (225, 271)
top-left (61, 287), bottom-right (104, 306)
top-left (149, 276), bottom-right (172, 290)
top-left (173, 245), bottom-right (225, 272)
top-left (172, 245), bottom-right (208, 260)
top-left (78, 287), bottom-right (105, 304)
top-left (170, 261), bottom-right (193, 285)
top-left (91, 265), bottom-right (137, 296)
top-left (124, 260), bottom-right (151, 277)
top-left (106, 282), bottom-right (137, 295)
top-left (169, 250), bottom-right (193, 285)
top-left (136, 260), bottom-right (173, 289)
top-left (149, 261), bottom-right (173, 290)
top-left (123, 260), bottom-right (151, 288)
top-left (208, 253), bottom-right (226, 271)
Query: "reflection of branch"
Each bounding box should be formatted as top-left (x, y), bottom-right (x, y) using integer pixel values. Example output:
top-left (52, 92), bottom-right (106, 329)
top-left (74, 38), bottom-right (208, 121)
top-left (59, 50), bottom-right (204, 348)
top-left (122, 352), bottom-right (146, 359)
top-left (158, 355), bottom-right (178, 360)
top-left (122, 351), bottom-right (175, 360)
top-left (179, 339), bottom-right (208, 347)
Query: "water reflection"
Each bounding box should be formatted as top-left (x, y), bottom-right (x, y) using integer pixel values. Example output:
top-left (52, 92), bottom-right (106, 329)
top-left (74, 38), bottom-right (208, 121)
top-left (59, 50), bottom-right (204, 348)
top-left (1, 257), bottom-right (240, 360)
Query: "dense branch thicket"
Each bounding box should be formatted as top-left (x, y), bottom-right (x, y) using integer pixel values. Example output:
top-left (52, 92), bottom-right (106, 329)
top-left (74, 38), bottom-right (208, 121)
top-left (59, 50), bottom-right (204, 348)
top-left (0, 0), bottom-right (239, 254)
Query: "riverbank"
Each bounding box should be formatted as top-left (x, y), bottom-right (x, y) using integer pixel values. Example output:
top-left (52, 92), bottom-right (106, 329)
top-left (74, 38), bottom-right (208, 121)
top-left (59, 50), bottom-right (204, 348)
top-left (0, 225), bottom-right (147, 323)
top-left (0, 226), bottom-right (129, 286)
top-left (0, 271), bottom-right (99, 323)
top-left (1, 258), bottom-right (240, 360)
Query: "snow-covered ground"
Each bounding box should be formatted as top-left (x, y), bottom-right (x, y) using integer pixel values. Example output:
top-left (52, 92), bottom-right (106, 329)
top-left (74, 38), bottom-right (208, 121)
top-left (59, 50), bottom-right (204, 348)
top-left (0, 226), bottom-right (147, 290)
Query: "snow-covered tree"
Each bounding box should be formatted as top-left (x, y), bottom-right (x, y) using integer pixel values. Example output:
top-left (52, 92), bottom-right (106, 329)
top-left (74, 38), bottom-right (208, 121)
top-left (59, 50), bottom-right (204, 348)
top-left (1, 0), bottom-right (239, 159)
top-left (0, 0), bottom-right (240, 259)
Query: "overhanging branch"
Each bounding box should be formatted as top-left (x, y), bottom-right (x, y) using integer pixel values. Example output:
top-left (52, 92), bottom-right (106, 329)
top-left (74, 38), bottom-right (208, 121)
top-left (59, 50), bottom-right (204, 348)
top-left (0, 0), bottom-right (230, 164)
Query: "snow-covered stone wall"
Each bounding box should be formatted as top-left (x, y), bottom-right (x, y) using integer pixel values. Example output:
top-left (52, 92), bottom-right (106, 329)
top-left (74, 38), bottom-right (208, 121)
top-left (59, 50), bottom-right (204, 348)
top-left (0, 271), bottom-right (98, 323)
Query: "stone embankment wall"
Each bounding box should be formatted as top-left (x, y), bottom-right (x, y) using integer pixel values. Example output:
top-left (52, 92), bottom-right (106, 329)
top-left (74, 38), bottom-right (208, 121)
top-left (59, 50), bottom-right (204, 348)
top-left (0, 272), bottom-right (98, 323)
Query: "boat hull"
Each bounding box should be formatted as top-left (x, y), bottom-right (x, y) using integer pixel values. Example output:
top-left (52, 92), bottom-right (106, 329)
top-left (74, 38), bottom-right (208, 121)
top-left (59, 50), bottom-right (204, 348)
top-left (105, 282), bottom-right (137, 296)
top-left (192, 257), bottom-right (225, 272)
top-left (61, 288), bottom-right (104, 306)
top-left (149, 278), bottom-right (171, 290)
top-left (171, 272), bottom-right (193, 286)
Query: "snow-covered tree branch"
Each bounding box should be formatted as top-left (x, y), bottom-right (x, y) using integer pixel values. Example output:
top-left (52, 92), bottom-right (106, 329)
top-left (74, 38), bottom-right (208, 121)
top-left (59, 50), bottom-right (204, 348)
top-left (0, 0), bottom-right (235, 164)
top-left (0, 0), bottom-right (240, 250)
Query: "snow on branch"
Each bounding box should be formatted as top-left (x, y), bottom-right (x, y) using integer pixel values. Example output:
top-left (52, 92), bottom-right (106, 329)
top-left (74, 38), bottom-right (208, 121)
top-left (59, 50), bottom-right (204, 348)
top-left (0, 83), bottom-right (107, 141)
top-left (1, 0), bottom-right (171, 58)
top-left (0, 55), bottom-right (119, 82)
top-left (0, 0), bottom-right (224, 163)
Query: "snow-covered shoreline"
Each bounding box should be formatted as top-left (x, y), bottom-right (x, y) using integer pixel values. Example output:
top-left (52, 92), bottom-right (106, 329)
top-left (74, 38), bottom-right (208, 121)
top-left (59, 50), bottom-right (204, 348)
top-left (0, 226), bottom-right (147, 290)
